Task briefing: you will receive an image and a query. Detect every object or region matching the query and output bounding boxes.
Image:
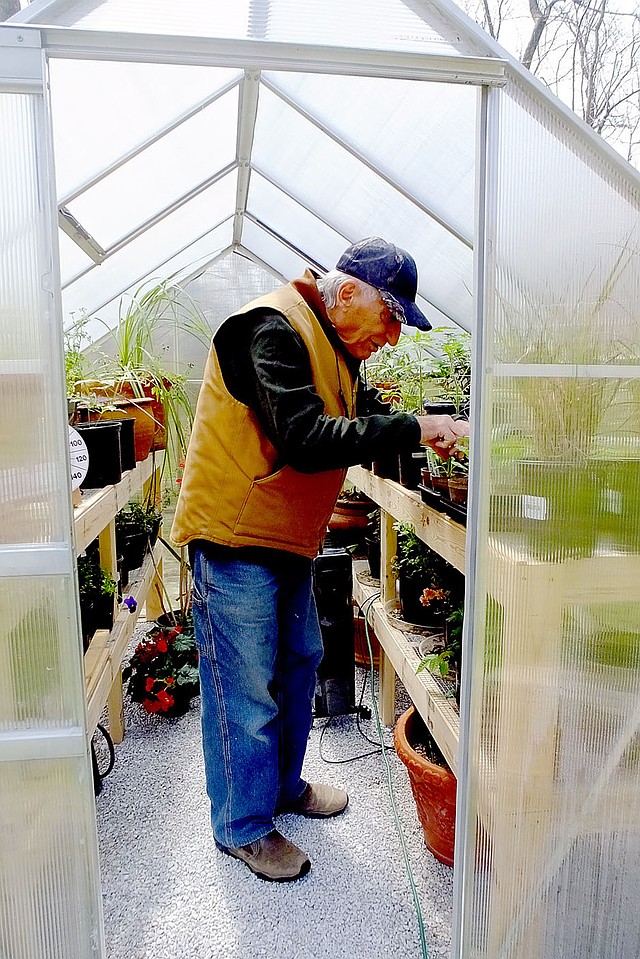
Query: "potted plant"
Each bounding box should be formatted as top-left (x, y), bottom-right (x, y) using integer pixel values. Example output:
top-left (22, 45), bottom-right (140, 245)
top-left (446, 436), bottom-right (470, 507)
top-left (74, 277), bottom-right (212, 475)
top-left (365, 331), bottom-right (435, 481)
top-left (392, 522), bottom-right (464, 627)
top-left (115, 500), bottom-right (163, 578)
top-left (122, 614), bottom-right (199, 717)
top-left (394, 705), bottom-right (457, 865)
top-left (77, 552), bottom-right (117, 651)
top-left (64, 309), bottom-right (92, 423)
top-left (418, 600), bottom-right (464, 705)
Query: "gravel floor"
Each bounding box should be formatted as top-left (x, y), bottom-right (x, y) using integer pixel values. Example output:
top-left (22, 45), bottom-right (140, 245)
top-left (94, 622), bottom-right (453, 959)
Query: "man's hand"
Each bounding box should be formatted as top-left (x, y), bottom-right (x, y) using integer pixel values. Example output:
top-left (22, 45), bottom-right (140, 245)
top-left (416, 414), bottom-right (469, 459)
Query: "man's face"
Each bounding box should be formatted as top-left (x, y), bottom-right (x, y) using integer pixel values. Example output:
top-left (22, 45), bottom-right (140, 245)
top-left (331, 281), bottom-right (403, 361)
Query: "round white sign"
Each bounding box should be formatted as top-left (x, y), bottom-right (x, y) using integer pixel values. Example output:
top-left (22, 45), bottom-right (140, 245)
top-left (68, 425), bottom-right (89, 490)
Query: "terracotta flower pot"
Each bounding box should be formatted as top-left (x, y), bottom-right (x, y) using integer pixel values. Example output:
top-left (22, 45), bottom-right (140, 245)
top-left (447, 475), bottom-right (468, 506)
top-left (430, 473), bottom-right (450, 498)
top-left (394, 706), bottom-right (456, 865)
top-left (98, 397), bottom-right (156, 463)
top-left (353, 614), bottom-right (381, 669)
top-left (328, 496), bottom-right (374, 531)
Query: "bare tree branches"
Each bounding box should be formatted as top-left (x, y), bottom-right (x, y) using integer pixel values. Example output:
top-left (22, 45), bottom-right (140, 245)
top-left (458, 0), bottom-right (640, 167)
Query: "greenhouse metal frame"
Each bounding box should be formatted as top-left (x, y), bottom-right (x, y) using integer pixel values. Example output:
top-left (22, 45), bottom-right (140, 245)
top-left (2, 1), bottom-right (640, 957)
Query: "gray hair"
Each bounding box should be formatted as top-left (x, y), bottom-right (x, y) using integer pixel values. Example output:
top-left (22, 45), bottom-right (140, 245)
top-left (316, 269), bottom-right (379, 309)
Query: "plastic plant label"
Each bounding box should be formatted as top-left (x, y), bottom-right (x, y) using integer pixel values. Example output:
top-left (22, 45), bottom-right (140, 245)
top-left (520, 495), bottom-right (547, 521)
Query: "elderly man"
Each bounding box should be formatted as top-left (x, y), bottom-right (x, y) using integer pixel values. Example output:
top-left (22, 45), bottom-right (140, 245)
top-left (171, 237), bottom-right (468, 882)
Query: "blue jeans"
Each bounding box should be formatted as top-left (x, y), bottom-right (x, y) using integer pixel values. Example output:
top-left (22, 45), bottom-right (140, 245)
top-left (191, 547), bottom-right (324, 848)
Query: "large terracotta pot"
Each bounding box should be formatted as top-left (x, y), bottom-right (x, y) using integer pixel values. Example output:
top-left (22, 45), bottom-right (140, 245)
top-left (328, 496), bottom-right (374, 531)
top-left (394, 706), bottom-right (457, 866)
top-left (81, 380), bottom-right (163, 456)
top-left (98, 397), bottom-right (156, 463)
top-left (108, 379), bottom-right (167, 451)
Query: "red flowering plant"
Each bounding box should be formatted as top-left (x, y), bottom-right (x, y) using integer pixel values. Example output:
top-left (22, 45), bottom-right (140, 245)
top-left (122, 617), bottom-right (199, 717)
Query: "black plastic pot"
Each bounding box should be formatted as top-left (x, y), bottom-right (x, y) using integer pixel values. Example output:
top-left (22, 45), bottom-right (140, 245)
top-left (106, 417), bottom-right (136, 472)
top-left (80, 593), bottom-right (115, 651)
top-left (398, 572), bottom-right (446, 628)
top-left (365, 535), bottom-right (381, 579)
top-left (372, 452), bottom-right (400, 482)
top-left (119, 529), bottom-right (148, 574)
top-left (423, 401), bottom-right (457, 416)
top-left (399, 450), bottom-right (430, 490)
top-left (75, 421), bottom-right (122, 489)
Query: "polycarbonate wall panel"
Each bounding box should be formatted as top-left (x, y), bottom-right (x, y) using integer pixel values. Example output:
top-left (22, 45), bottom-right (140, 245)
top-left (252, 85), bottom-right (474, 328)
top-left (1, 755), bottom-right (102, 959)
top-left (0, 93), bottom-right (69, 547)
top-left (459, 81), bottom-right (640, 959)
top-left (0, 82), bottom-right (104, 959)
top-left (50, 59), bottom-right (241, 199)
top-left (0, 577), bottom-right (84, 730)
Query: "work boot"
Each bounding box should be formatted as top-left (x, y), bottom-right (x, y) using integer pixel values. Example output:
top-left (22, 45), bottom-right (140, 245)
top-left (289, 782), bottom-right (349, 818)
top-left (215, 829), bottom-right (311, 882)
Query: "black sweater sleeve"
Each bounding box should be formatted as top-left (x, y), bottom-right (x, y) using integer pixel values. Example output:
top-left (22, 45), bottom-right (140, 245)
top-left (214, 310), bottom-right (421, 473)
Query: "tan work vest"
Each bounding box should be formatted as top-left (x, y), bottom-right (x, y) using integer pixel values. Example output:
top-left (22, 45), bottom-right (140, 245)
top-left (171, 278), bottom-right (357, 559)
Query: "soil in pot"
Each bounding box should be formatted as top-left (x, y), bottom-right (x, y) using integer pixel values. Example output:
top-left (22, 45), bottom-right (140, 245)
top-left (394, 706), bottom-right (456, 865)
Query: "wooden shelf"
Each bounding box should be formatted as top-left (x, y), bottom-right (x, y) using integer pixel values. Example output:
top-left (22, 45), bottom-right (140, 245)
top-left (84, 542), bottom-right (161, 736)
top-left (347, 465), bottom-right (466, 573)
top-left (347, 466), bottom-right (466, 771)
top-left (74, 455), bottom-right (156, 555)
top-left (352, 560), bottom-right (460, 773)
top-left (75, 453), bottom-right (162, 741)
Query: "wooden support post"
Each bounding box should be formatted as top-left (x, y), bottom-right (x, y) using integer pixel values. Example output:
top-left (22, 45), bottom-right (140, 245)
top-left (107, 667), bottom-right (125, 744)
top-left (144, 556), bottom-right (164, 622)
top-left (98, 518), bottom-right (118, 625)
top-left (379, 510), bottom-right (398, 725)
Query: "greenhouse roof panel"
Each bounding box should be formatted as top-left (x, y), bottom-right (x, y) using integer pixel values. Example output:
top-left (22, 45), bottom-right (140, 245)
top-left (62, 171), bottom-right (237, 322)
top-left (65, 87), bottom-right (238, 249)
top-left (251, 85), bottom-right (473, 327)
top-left (246, 173), bottom-right (350, 272)
top-left (49, 59), bottom-right (241, 199)
top-left (20, 0), bottom-right (467, 56)
top-left (263, 72), bottom-right (476, 245)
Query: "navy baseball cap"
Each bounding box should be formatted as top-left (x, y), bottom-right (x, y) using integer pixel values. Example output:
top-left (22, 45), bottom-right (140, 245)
top-left (336, 237), bottom-right (431, 331)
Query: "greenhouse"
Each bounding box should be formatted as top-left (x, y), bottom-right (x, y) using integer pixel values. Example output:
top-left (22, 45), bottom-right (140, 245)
top-left (1, 0), bottom-right (639, 957)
